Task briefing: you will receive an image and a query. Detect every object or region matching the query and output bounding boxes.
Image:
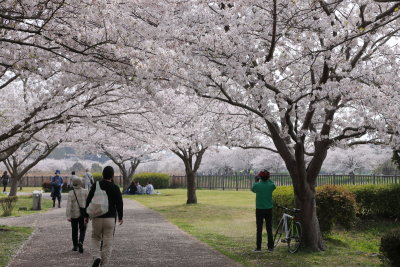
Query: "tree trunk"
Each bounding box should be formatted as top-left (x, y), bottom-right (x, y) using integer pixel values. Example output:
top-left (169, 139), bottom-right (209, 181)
top-left (295, 188), bottom-right (324, 251)
top-left (122, 174), bottom-right (131, 192)
top-left (186, 171), bottom-right (197, 204)
top-left (8, 176), bottom-right (20, 197)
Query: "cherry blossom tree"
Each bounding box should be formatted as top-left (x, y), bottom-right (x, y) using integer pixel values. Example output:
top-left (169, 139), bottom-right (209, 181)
top-left (2, 125), bottom-right (66, 196)
top-left (144, 90), bottom-right (235, 204)
top-left (0, 0), bottom-right (142, 159)
top-left (322, 145), bottom-right (392, 174)
top-left (137, 0), bottom-right (400, 250)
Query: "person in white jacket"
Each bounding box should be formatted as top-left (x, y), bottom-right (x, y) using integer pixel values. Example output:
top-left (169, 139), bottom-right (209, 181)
top-left (145, 181), bottom-right (155, 195)
top-left (66, 176), bottom-right (88, 253)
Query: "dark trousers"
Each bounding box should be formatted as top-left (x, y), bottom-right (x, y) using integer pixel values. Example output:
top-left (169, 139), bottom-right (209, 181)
top-left (256, 208), bottom-right (273, 250)
top-left (71, 217), bottom-right (86, 247)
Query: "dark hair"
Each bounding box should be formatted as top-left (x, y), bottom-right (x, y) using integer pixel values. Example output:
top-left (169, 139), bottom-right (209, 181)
top-left (71, 171), bottom-right (76, 175)
top-left (258, 170), bottom-right (270, 181)
top-left (102, 166), bottom-right (114, 180)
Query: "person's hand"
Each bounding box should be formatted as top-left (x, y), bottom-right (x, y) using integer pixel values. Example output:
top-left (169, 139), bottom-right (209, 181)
top-left (84, 217), bottom-right (89, 224)
top-left (67, 218), bottom-right (71, 222)
top-left (118, 219), bottom-right (123, 225)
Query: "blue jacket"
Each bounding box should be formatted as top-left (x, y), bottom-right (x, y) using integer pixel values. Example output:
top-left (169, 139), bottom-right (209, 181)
top-left (51, 175), bottom-right (64, 188)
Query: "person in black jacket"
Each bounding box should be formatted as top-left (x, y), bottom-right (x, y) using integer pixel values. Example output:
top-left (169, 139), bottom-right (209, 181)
top-left (85, 166), bottom-right (123, 267)
top-left (1, 171), bottom-right (10, 193)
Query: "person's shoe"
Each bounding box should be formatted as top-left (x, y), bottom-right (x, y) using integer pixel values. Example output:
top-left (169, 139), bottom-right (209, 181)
top-left (92, 258), bottom-right (101, 267)
top-left (281, 238), bottom-right (287, 243)
top-left (72, 246), bottom-right (78, 251)
top-left (253, 248), bottom-right (262, 252)
top-left (78, 243), bottom-right (83, 253)
top-left (268, 248), bottom-right (274, 252)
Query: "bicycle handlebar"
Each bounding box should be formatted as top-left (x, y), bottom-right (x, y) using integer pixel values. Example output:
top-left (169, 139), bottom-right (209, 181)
top-left (276, 205), bottom-right (300, 213)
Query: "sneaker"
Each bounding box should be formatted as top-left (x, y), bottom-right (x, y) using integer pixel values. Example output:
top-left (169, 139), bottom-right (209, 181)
top-left (253, 248), bottom-right (262, 252)
top-left (92, 258), bottom-right (101, 267)
top-left (78, 243), bottom-right (83, 253)
top-left (268, 248), bottom-right (274, 252)
top-left (72, 247), bottom-right (77, 252)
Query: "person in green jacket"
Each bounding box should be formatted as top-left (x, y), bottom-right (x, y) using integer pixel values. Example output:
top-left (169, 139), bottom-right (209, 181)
top-left (251, 170), bottom-right (276, 252)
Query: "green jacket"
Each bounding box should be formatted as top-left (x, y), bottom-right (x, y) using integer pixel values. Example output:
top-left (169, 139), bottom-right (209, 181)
top-left (251, 180), bottom-right (276, 209)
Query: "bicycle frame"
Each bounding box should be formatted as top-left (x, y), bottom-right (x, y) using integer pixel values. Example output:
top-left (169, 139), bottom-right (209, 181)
top-left (282, 213), bottom-right (294, 240)
top-left (274, 206), bottom-right (302, 253)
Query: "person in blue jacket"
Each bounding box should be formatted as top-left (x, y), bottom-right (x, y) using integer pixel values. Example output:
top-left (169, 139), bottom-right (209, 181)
top-left (51, 170), bottom-right (64, 208)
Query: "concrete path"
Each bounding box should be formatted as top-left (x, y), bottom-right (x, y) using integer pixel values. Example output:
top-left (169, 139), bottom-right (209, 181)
top-left (0, 194), bottom-right (242, 267)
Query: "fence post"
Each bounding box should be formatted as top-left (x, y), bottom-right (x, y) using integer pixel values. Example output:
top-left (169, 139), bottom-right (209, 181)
top-left (236, 175), bottom-right (238, 191)
top-left (373, 174), bottom-right (376, 185)
top-left (333, 174), bottom-right (336, 185)
top-left (222, 176), bottom-right (225, 190)
top-left (352, 173), bottom-right (355, 185)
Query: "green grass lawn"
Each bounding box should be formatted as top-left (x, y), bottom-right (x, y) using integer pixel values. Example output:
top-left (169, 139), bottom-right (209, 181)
top-left (0, 195), bottom-right (53, 217)
top-left (126, 189), bottom-right (396, 267)
top-left (0, 225), bottom-right (32, 267)
top-left (16, 187), bottom-right (43, 193)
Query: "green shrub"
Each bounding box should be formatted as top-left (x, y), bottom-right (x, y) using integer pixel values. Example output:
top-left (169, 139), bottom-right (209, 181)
top-left (91, 172), bottom-right (103, 183)
top-left (380, 227), bottom-right (400, 266)
top-left (42, 181), bottom-right (71, 193)
top-left (0, 196), bottom-right (18, 216)
top-left (133, 172), bottom-right (171, 189)
top-left (316, 185), bottom-right (357, 234)
top-left (272, 186), bottom-right (295, 226)
top-left (347, 184), bottom-right (400, 218)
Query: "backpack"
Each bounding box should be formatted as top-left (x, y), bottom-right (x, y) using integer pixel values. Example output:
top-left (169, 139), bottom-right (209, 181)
top-left (86, 181), bottom-right (109, 218)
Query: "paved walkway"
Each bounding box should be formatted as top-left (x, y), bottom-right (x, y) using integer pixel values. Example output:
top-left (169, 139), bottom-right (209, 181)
top-left (0, 194), bottom-right (241, 267)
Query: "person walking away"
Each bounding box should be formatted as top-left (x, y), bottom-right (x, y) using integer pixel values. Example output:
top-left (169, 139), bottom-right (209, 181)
top-left (66, 176), bottom-right (88, 253)
top-left (251, 170), bottom-right (276, 252)
top-left (85, 166), bottom-right (123, 267)
top-left (51, 170), bottom-right (64, 208)
top-left (1, 171), bottom-right (10, 193)
top-left (68, 171), bottom-right (80, 188)
top-left (145, 181), bottom-right (155, 195)
top-left (84, 169), bottom-right (94, 191)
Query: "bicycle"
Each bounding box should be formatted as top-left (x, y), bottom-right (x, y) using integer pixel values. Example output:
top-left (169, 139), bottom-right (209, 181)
top-left (273, 205), bottom-right (302, 253)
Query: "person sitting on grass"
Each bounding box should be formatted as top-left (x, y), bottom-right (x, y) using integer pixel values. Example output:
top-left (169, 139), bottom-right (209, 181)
top-left (145, 181), bottom-right (155, 195)
top-left (135, 181), bottom-right (145, 194)
top-left (124, 181), bottom-right (137, 195)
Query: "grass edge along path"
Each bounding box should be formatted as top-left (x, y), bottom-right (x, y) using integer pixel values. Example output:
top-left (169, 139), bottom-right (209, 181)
top-left (0, 225), bottom-right (33, 267)
top-left (126, 188), bottom-right (396, 267)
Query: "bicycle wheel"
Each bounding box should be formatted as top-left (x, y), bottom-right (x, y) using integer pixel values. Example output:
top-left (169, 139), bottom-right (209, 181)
top-left (287, 221), bottom-right (302, 253)
top-left (273, 220), bottom-right (284, 248)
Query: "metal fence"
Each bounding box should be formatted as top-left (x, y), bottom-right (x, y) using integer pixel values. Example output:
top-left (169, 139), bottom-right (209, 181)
top-left (16, 175), bottom-right (125, 187)
top-left (170, 174), bottom-right (400, 190)
top-left (17, 173), bottom-right (400, 189)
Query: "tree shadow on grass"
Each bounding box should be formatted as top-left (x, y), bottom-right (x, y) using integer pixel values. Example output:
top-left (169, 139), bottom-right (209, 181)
top-left (324, 237), bottom-right (349, 248)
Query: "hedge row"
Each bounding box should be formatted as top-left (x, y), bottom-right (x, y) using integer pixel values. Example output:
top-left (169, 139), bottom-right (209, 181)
top-left (133, 172), bottom-right (170, 189)
top-left (380, 227), bottom-right (400, 266)
top-left (42, 182), bottom-right (71, 193)
top-left (272, 184), bottom-right (400, 233)
top-left (346, 184), bottom-right (400, 219)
